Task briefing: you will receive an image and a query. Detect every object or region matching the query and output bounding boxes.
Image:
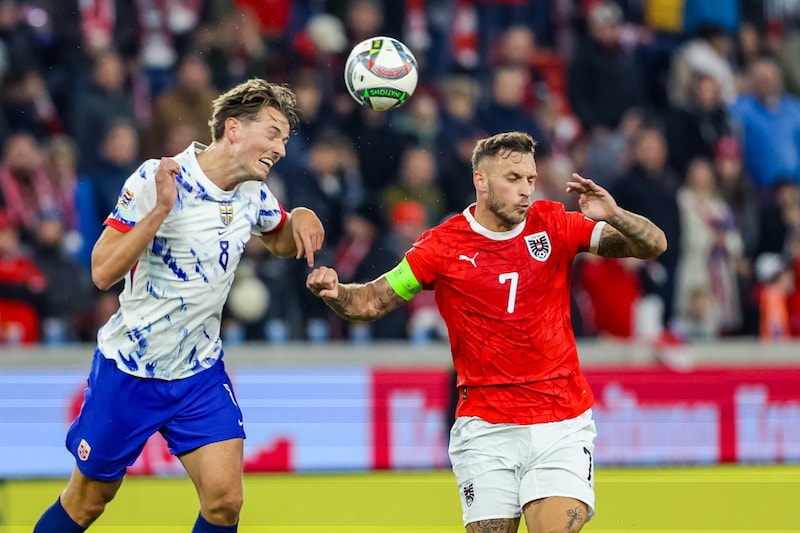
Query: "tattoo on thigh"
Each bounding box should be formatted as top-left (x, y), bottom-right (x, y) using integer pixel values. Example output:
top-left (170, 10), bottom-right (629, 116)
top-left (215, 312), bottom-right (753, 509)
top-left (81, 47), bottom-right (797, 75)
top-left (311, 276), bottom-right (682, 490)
top-left (565, 506), bottom-right (584, 531)
top-left (466, 518), bottom-right (518, 532)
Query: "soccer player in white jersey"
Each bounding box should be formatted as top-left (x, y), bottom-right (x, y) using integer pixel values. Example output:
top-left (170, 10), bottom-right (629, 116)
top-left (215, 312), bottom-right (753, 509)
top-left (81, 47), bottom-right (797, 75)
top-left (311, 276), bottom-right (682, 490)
top-left (307, 132), bottom-right (667, 532)
top-left (34, 78), bottom-right (325, 533)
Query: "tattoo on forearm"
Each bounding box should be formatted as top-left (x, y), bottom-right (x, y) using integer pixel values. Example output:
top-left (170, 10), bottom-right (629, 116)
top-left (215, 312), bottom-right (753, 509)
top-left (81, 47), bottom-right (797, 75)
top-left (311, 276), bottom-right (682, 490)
top-left (323, 288), bottom-right (354, 320)
top-left (598, 233), bottom-right (632, 258)
top-left (565, 506), bottom-right (584, 531)
top-left (323, 281), bottom-right (404, 321)
top-left (602, 210), bottom-right (664, 258)
top-left (466, 518), bottom-right (519, 533)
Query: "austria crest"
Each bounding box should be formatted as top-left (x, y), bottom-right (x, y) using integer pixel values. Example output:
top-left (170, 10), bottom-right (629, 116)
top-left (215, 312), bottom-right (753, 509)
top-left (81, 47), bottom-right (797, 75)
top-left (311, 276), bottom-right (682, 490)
top-left (461, 481), bottom-right (475, 507)
top-left (524, 231), bottom-right (551, 262)
top-left (219, 200), bottom-right (233, 225)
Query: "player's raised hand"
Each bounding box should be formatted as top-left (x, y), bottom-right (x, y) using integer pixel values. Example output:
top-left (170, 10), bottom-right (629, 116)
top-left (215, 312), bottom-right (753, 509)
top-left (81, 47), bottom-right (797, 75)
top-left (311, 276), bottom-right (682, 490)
top-left (566, 173), bottom-right (621, 222)
top-left (154, 157), bottom-right (180, 212)
top-left (306, 266), bottom-right (341, 299)
top-left (290, 207), bottom-right (325, 267)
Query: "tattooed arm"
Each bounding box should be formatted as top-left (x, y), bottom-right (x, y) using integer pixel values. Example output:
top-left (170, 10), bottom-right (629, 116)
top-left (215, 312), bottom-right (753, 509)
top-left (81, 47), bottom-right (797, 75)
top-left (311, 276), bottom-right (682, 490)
top-left (306, 266), bottom-right (407, 321)
top-left (597, 210), bottom-right (667, 259)
top-left (566, 172), bottom-right (667, 259)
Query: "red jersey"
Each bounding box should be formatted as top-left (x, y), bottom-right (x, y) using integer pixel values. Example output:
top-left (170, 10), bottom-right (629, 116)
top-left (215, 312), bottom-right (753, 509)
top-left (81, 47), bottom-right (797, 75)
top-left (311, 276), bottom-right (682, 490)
top-left (405, 202), bottom-right (604, 424)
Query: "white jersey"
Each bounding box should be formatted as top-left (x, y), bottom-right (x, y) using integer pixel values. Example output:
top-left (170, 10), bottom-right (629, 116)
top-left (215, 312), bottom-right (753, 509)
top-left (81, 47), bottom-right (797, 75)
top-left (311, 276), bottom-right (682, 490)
top-left (97, 142), bottom-right (286, 380)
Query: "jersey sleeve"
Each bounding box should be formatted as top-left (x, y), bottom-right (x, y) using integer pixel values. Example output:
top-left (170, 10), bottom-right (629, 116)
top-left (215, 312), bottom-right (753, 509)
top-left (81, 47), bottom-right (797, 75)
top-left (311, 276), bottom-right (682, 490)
top-left (403, 228), bottom-right (441, 288)
top-left (104, 160), bottom-right (160, 233)
top-left (252, 182), bottom-right (288, 235)
top-left (565, 210), bottom-right (605, 255)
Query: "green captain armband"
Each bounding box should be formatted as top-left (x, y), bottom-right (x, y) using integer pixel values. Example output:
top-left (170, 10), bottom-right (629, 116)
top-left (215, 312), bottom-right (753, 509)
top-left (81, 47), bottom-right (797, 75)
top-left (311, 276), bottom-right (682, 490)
top-left (386, 258), bottom-right (423, 301)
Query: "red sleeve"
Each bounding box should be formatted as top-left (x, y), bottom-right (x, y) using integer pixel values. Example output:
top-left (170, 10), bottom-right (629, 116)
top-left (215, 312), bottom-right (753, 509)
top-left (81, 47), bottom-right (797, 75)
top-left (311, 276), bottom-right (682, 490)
top-left (104, 217), bottom-right (134, 233)
top-left (261, 205), bottom-right (288, 235)
top-left (403, 228), bottom-right (440, 287)
top-left (564, 210), bottom-right (601, 254)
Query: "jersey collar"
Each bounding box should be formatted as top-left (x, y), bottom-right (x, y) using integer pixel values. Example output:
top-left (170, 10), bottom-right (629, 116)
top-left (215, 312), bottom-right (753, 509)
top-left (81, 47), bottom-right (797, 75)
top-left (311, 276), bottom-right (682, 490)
top-left (462, 203), bottom-right (527, 241)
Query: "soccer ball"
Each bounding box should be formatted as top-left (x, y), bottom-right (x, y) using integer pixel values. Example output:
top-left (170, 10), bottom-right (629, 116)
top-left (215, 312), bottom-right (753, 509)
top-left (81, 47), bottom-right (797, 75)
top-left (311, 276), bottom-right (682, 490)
top-left (344, 36), bottom-right (419, 111)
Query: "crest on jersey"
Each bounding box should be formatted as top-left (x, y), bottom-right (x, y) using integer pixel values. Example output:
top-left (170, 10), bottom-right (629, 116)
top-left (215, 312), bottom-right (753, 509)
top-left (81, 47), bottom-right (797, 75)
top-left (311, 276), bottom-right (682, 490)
top-left (219, 201), bottom-right (233, 225)
top-left (461, 481), bottom-right (475, 507)
top-left (524, 231), bottom-right (551, 262)
top-left (118, 188), bottom-right (134, 209)
top-left (77, 438), bottom-right (91, 461)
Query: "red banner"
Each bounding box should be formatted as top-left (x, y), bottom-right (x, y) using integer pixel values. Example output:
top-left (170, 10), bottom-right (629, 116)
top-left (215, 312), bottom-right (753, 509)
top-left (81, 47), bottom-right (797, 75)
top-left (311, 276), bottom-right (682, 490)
top-left (587, 366), bottom-right (800, 465)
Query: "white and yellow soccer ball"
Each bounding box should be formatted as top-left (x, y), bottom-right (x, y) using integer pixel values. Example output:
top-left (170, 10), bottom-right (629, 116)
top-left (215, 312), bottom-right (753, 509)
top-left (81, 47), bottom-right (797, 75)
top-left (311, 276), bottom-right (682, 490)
top-left (344, 36), bottom-right (419, 111)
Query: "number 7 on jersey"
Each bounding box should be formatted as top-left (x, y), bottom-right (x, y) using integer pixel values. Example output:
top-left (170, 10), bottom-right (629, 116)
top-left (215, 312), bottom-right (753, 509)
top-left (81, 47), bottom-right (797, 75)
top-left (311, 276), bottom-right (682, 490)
top-left (499, 272), bottom-right (519, 314)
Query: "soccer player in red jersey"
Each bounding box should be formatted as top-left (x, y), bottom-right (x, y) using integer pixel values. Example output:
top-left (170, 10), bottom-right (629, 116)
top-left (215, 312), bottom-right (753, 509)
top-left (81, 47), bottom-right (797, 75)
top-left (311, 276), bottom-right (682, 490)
top-left (307, 131), bottom-right (667, 533)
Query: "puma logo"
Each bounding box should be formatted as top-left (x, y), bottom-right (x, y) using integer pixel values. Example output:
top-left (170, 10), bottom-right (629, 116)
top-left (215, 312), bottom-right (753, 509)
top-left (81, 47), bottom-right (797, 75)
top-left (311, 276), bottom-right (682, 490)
top-left (458, 252), bottom-right (478, 268)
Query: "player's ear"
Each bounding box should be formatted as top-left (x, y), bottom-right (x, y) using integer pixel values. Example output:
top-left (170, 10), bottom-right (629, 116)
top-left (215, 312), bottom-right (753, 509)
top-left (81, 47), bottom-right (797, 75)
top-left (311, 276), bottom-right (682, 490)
top-left (474, 171), bottom-right (487, 192)
top-left (224, 117), bottom-right (239, 141)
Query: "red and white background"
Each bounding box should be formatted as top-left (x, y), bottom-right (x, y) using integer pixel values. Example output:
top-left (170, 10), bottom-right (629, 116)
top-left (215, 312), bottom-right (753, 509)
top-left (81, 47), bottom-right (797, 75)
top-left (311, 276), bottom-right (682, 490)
top-left (1, 357), bottom-right (799, 477)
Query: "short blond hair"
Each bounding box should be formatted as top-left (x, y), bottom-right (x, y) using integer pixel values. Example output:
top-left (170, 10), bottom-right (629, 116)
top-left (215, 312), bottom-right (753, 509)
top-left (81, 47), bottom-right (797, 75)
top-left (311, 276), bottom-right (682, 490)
top-left (208, 78), bottom-right (299, 141)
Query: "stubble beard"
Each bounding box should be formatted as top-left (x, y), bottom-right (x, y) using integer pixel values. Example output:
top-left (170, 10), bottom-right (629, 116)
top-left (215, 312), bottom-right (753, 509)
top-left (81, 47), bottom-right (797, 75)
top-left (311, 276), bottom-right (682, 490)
top-left (487, 187), bottom-right (526, 228)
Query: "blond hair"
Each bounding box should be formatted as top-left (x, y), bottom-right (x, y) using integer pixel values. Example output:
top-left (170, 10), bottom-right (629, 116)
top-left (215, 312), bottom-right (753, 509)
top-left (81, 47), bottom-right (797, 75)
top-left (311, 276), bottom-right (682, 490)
top-left (209, 78), bottom-right (299, 141)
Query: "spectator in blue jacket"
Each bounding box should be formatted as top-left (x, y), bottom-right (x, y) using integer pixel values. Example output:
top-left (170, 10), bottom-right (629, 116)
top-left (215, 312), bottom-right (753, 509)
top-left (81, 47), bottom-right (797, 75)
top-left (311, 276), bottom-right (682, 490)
top-left (730, 57), bottom-right (800, 191)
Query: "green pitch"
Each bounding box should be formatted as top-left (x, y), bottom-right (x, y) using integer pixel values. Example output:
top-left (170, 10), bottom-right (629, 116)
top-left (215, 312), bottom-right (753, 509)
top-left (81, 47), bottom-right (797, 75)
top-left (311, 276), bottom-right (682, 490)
top-left (1, 466), bottom-right (798, 532)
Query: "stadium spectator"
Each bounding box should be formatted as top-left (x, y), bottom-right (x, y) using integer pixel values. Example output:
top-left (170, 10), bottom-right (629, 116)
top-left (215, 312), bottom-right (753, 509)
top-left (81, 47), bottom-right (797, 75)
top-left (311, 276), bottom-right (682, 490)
top-left (667, 24), bottom-right (737, 107)
top-left (730, 56), bottom-right (800, 190)
top-left (0, 132), bottom-right (57, 241)
top-left (393, 90), bottom-right (443, 153)
top-left (674, 157), bottom-right (743, 335)
top-left (30, 216), bottom-right (94, 344)
top-left (611, 125), bottom-right (682, 325)
top-left (82, 119), bottom-right (139, 224)
top-left (581, 107), bottom-right (644, 190)
top-left (476, 65), bottom-right (548, 149)
top-left (665, 73), bottom-right (737, 176)
top-left (146, 53), bottom-right (217, 157)
top-left (670, 285), bottom-right (722, 342)
top-left (196, 6), bottom-right (269, 91)
top-left (574, 254), bottom-right (644, 338)
top-left (0, 0), bottom-right (46, 76)
top-left (340, 105), bottom-right (408, 203)
top-left (713, 136), bottom-right (762, 334)
top-left (284, 131), bottom-right (363, 341)
top-left (331, 202), bottom-right (410, 342)
top-left (69, 49), bottom-right (136, 171)
top-left (33, 78), bottom-right (325, 532)
top-left (43, 136), bottom-right (80, 235)
top-left (1, 68), bottom-right (62, 139)
top-left (755, 252), bottom-right (793, 340)
top-left (383, 146), bottom-right (445, 227)
top-left (307, 131), bottom-right (667, 532)
top-left (0, 208), bottom-right (47, 343)
top-left (567, 1), bottom-right (648, 132)
top-left (779, 28), bottom-right (800, 98)
top-left (281, 68), bottom-right (344, 178)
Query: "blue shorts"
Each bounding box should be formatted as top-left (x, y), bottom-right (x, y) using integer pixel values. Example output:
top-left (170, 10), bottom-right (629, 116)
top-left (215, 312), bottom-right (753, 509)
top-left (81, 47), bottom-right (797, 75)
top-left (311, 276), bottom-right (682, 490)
top-left (66, 349), bottom-right (246, 481)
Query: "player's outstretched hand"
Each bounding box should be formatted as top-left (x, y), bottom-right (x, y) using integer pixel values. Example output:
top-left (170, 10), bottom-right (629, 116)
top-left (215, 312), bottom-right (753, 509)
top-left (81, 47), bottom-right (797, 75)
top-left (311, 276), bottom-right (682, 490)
top-left (155, 157), bottom-right (180, 212)
top-left (565, 173), bottom-right (621, 222)
top-left (306, 266), bottom-right (340, 300)
top-left (290, 207), bottom-right (325, 267)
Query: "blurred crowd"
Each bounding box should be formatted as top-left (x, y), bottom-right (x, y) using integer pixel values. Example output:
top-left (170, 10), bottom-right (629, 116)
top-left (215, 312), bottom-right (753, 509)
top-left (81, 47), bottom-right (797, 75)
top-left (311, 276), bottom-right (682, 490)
top-left (1, 0), bottom-right (800, 346)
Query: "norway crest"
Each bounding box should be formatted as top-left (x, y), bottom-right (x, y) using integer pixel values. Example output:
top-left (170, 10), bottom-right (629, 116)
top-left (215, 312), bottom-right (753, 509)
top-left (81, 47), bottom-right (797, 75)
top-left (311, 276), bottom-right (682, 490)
top-left (524, 231), bottom-right (551, 261)
top-left (219, 201), bottom-right (233, 225)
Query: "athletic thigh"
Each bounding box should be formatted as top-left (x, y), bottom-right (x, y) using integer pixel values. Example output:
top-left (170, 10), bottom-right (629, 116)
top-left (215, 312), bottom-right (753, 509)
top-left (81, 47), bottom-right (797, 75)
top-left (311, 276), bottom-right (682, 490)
top-left (160, 360), bottom-right (245, 456)
top-left (518, 410), bottom-right (597, 526)
top-left (523, 496), bottom-right (589, 533)
top-left (449, 417), bottom-right (526, 526)
top-left (60, 465), bottom-right (124, 522)
top-left (179, 438), bottom-right (244, 503)
top-left (66, 351), bottom-right (171, 481)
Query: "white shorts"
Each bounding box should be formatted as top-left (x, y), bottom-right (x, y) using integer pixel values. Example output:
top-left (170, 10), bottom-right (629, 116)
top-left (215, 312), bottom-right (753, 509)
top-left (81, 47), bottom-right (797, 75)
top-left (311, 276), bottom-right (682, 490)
top-left (448, 409), bottom-right (597, 526)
